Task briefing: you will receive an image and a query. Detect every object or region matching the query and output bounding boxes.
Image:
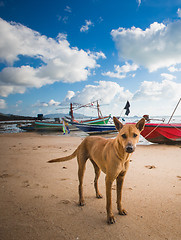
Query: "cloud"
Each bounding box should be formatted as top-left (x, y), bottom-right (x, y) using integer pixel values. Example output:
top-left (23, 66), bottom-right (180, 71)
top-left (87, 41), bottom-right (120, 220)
top-left (177, 8), bottom-right (181, 18)
top-left (15, 100), bottom-right (22, 107)
top-left (33, 99), bottom-right (60, 108)
top-left (111, 20), bottom-right (181, 71)
top-left (102, 62), bottom-right (139, 79)
top-left (133, 79), bottom-right (181, 101)
top-left (160, 73), bottom-right (176, 81)
top-left (137, 0), bottom-right (141, 7)
top-left (80, 20), bottom-right (94, 32)
top-left (65, 91), bottom-right (75, 101)
top-left (0, 18), bottom-right (105, 97)
top-left (168, 65), bottom-right (181, 72)
top-left (0, 99), bottom-right (6, 109)
top-left (38, 78), bottom-right (181, 116)
top-left (64, 6), bottom-right (72, 13)
top-left (61, 81), bottom-right (133, 116)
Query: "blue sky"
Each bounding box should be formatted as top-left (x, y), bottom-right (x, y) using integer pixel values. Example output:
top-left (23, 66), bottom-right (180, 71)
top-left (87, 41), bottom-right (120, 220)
top-left (0, 0), bottom-right (181, 117)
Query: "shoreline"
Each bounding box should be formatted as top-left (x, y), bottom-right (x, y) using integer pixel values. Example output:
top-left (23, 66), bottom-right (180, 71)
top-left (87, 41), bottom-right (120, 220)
top-left (0, 132), bottom-right (181, 240)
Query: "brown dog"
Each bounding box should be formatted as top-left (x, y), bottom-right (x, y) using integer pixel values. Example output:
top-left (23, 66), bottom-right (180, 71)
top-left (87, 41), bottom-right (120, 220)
top-left (48, 117), bottom-right (145, 224)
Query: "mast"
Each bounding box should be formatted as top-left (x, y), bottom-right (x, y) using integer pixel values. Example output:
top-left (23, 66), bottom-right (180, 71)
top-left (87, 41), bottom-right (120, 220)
top-left (69, 103), bottom-right (74, 121)
top-left (168, 98), bottom-right (181, 124)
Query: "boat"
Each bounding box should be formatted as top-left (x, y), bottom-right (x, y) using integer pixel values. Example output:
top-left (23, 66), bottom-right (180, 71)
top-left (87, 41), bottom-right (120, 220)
top-left (141, 123), bottom-right (181, 144)
top-left (70, 122), bottom-right (117, 134)
top-left (65, 100), bottom-right (111, 125)
top-left (141, 98), bottom-right (181, 144)
top-left (33, 120), bottom-right (64, 131)
top-left (66, 115), bottom-right (111, 125)
top-left (18, 123), bottom-right (36, 131)
top-left (18, 118), bottom-right (76, 132)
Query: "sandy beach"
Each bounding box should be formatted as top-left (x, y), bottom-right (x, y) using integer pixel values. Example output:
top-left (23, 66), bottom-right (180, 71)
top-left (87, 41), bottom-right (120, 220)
top-left (0, 132), bottom-right (181, 240)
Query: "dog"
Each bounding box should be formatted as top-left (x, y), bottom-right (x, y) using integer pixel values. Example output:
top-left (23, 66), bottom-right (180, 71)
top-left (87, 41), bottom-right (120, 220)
top-left (48, 117), bottom-right (145, 224)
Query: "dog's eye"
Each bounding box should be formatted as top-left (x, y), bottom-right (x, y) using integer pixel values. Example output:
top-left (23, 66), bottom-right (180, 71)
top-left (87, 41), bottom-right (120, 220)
top-left (133, 133), bottom-right (138, 138)
top-left (122, 134), bottom-right (127, 139)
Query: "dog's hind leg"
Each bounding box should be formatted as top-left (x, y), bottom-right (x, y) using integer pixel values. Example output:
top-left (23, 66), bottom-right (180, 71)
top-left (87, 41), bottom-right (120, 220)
top-left (90, 159), bottom-right (103, 199)
top-left (77, 152), bottom-right (88, 206)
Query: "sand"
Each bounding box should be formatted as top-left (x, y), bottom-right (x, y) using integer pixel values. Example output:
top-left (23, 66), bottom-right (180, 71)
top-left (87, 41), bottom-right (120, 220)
top-left (0, 132), bottom-right (181, 240)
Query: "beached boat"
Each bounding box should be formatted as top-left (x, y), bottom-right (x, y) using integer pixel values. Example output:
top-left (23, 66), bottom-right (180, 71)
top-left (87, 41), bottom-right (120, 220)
top-left (65, 101), bottom-right (111, 125)
top-left (141, 99), bottom-right (181, 144)
top-left (33, 120), bottom-right (64, 131)
top-left (18, 119), bottom-right (76, 132)
top-left (66, 115), bottom-right (111, 125)
top-left (70, 122), bottom-right (116, 134)
top-left (141, 123), bottom-right (181, 144)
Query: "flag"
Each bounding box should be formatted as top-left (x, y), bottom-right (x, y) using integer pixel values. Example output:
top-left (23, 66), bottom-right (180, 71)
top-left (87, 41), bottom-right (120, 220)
top-left (124, 101), bottom-right (130, 116)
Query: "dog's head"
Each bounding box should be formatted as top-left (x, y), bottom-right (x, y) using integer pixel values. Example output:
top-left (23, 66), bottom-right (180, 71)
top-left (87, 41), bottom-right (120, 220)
top-left (113, 117), bottom-right (145, 153)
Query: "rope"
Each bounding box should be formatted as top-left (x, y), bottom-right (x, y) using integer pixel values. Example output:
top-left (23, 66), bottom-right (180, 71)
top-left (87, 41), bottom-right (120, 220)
top-left (169, 124), bottom-right (181, 133)
top-left (144, 123), bottom-right (162, 139)
top-left (144, 122), bottom-right (181, 139)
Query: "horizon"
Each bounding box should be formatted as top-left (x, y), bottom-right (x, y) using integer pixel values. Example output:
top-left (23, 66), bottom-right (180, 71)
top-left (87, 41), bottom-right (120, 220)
top-left (0, 0), bottom-right (181, 117)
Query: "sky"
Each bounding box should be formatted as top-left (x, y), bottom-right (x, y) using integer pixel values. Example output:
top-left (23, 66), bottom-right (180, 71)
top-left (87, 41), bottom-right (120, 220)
top-left (0, 0), bottom-right (181, 117)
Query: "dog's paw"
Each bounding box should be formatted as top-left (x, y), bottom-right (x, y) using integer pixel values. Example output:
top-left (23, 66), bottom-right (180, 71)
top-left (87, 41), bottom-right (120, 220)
top-left (118, 209), bottom-right (127, 215)
top-left (79, 200), bottom-right (85, 206)
top-left (96, 193), bottom-right (103, 199)
top-left (107, 215), bottom-right (116, 224)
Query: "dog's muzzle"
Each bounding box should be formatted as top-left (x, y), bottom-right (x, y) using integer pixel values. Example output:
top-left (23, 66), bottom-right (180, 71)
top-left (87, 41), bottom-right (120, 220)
top-left (125, 144), bottom-right (135, 153)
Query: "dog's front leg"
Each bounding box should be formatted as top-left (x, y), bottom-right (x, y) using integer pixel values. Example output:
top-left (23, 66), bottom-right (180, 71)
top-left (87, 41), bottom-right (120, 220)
top-left (116, 172), bottom-right (127, 215)
top-left (105, 176), bottom-right (115, 224)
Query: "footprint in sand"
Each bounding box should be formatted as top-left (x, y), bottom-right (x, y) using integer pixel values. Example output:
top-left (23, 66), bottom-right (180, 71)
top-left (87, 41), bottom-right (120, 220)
top-left (177, 176), bottom-right (181, 180)
top-left (22, 180), bottom-right (30, 187)
top-left (145, 165), bottom-right (156, 169)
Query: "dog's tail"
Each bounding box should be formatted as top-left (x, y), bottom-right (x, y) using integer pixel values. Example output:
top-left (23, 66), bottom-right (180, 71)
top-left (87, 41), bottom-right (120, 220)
top-left (48, 149), bottom-right (77, 163)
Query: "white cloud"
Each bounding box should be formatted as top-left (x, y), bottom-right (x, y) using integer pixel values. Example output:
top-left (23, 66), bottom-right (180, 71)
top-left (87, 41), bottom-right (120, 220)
top-left (39, 79), bottom-right (181, 117)
top-left (64, 6), bottom-right (72, 13)
top-left (0, 18), bottom-right (105, 97)
top-left (63, 79), bottom-right (181, 116)
top-left (137, 0), bottom-right (141, 7)
top-left (168, 65), bottom-right (181, 72)
top-left (48, 99), bottom-right (60, 106)
top-left (133, 79), bottom-right (181, 101)
top-left (63, 81), bottom-right (133, 116)
top-left (160, 73), bottom-right (176, 81)
top-left (15, 100), bottom-right (22, 107)
top-left (111, 20), bottom-right (181, 71)
top-left (0, 99), bottom-right (6, 109)
top-left (177, 8), bottom-right (181, 18)
top-left (102, 62), bottom-right (139, 79)
top-left (80, 20), bottom-right (94, 32)
top-left (65, 91), bottom-right (75, 100)
top-left (33, 99), bottom-right (60, 108)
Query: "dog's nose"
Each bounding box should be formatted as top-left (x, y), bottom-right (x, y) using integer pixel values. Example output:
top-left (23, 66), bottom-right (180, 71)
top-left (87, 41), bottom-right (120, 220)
top-left (126, 144), bottom-right (134, 153)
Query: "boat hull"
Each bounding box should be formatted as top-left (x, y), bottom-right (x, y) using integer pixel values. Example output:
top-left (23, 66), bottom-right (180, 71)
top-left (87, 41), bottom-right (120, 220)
top-left (34, 121), bottom-right (64, 131)
top-left (71, 122), bottom-right (116, 134)
top-left (81, 115), bottom-right (111, 125)
top-left (141, 123), bottom-right (181, 144)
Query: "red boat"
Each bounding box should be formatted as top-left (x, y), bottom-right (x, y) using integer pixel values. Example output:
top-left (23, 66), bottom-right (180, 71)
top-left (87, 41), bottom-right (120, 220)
top-left (141, 123), bottom-right (181, 144)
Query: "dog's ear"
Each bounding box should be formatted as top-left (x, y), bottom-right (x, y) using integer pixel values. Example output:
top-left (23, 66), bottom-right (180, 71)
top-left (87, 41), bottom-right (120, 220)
top-left (113, 116), bottom-right (123, 131)
top-left (136, 118), bottom-right (145, 132)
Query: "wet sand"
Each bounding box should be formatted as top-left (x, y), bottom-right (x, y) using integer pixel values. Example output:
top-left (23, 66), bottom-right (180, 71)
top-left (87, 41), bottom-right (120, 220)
top-left (0, 132), bottom-right (181, 240)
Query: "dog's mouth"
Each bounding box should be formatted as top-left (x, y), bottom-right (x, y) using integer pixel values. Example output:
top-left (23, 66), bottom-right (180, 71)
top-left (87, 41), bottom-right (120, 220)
top-left (125, 144), bottom-right (135, 153)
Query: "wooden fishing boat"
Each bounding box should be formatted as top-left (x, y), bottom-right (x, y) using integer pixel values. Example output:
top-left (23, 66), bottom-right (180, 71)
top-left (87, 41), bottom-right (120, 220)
top-left (141, 123), bottom-right (181, 144)
top-left (66, 115), bottom-right (111, 125)
top-left (141, 98), bottom-right (181, 144)
top-left (70, 122), bottom-right (116, 134)
top-left (66, 101), bottom-right (111, 125)
top-left (33, 120), bottom-right (64, 131)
